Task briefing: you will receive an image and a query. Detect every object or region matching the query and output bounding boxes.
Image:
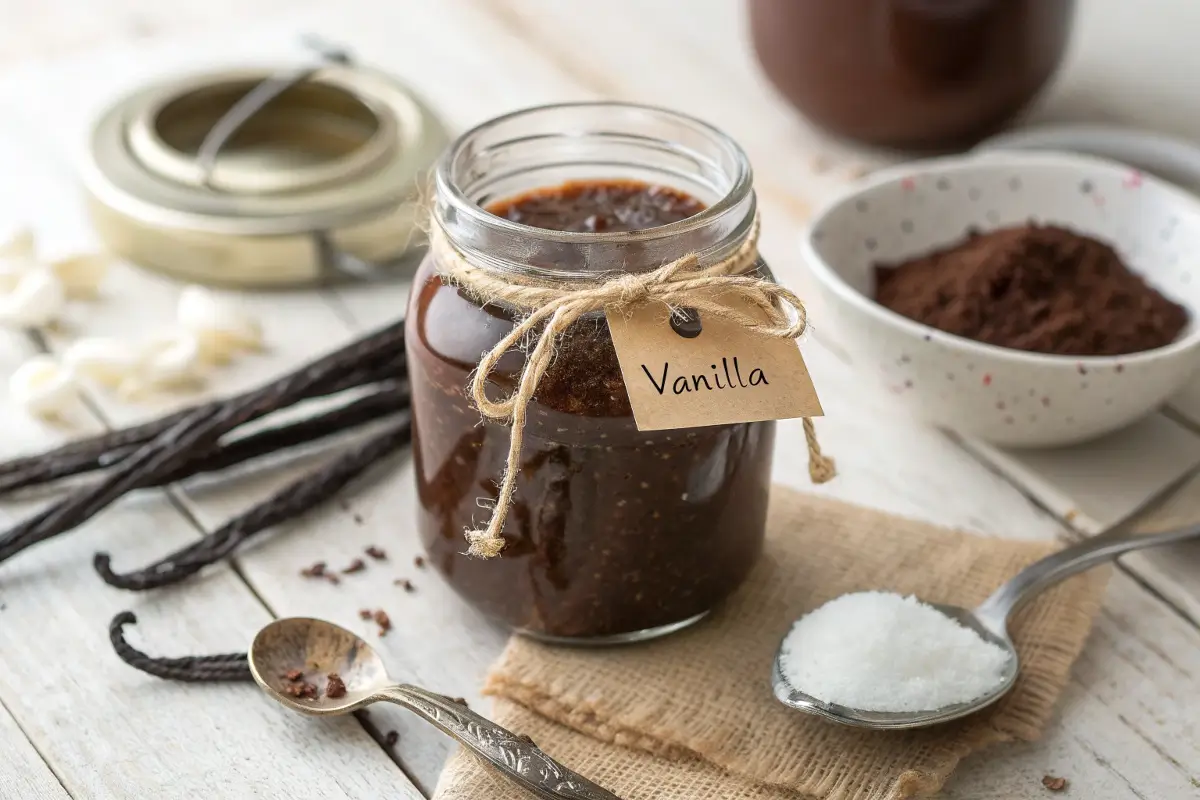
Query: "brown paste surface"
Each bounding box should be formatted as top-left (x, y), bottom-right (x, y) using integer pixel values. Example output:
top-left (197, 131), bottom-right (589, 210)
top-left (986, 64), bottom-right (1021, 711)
top-left (406, 179), bottom-right (772, 639)
top-left (489, 179), bottom-right (706, 234)
top-left (874, 224), bottom-right (1189, 357)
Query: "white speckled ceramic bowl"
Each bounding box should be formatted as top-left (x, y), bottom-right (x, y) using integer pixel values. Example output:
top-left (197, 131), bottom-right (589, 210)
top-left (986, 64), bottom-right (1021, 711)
top-left (802, 151), bottom-right (1200, 447)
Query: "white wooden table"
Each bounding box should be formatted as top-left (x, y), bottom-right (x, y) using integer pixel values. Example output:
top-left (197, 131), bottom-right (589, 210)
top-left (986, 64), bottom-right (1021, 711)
top-left (1, 2), bottom-right (1200, 798)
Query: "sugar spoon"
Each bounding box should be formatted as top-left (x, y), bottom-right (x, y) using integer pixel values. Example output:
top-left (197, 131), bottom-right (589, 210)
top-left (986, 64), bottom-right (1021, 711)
top-left (773, 467), bottom-right (1200, 729)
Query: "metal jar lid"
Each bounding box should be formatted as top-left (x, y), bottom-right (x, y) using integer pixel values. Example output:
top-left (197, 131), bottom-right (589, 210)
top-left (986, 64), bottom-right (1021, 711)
top-left (82, 53), bottom-right (446, 287)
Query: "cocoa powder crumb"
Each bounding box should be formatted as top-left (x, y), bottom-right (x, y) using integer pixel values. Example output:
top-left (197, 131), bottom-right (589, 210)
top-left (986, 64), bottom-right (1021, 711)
top-left (341, 558), bottom-right (366, 574)
top-left (283, 669), bottom-right (303, 682)
top-left (394, 578), bottom-right (415, 592)
top-left (325, 673), bottom-right (347, 699)
top-left (451, 696), bottom-right (468, 708)
top-left (300, 561), bottom-right (341, 585)
top-left (373, 609), bottom-right (392, 635)
top-left (874, 224), bottom-right (1188, 356)
top-left (1041, 775), bottom-right (1068, 792)
top-left (365, 545), bottom-right (387, 561)
top-left (384, 730), bottom-right (399, 747)
top-left (413, 555), bottom-right (426, 569)
top-left (284, 681), bottom-right (319, 700)
top-left (359, 608), bottom-right (373, 620)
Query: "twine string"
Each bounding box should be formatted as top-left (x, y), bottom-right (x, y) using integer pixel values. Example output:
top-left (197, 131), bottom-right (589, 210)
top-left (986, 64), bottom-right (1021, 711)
top-left (433, 215), bottom-right (835, 558)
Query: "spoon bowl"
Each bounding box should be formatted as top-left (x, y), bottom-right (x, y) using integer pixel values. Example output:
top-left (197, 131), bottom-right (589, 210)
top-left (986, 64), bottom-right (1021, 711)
top-left (771, 603), bottom-right (1020, 730)
top-left (250, 616), bottom-right (389, 716)
top-left (248, 617), bottom-right (622, 800)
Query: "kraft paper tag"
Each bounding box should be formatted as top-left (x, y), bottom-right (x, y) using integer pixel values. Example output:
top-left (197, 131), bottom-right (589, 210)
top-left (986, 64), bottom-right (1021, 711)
top-left (605, 295), bottom-right (823, 431)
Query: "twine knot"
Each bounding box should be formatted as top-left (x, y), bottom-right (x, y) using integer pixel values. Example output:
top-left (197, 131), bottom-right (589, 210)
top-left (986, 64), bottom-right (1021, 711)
top-left (432, 214), bottom-right (834, 558)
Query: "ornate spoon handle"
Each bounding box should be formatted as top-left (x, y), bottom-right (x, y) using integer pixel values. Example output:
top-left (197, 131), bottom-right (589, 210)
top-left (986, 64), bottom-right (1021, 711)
top-left (375, 685), bottom-right (622, 800)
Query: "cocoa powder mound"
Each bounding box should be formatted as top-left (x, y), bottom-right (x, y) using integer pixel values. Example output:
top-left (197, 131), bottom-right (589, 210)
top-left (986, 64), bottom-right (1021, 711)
top-left (874, 224), bottom-right (1189, 356)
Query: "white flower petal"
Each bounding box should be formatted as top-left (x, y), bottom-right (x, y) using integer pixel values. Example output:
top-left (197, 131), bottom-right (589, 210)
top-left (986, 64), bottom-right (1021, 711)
top-left (0, 255), bottom-right (39, 293)
top-left (193, 332), bottom-right (239, 366)
top-left (62, 337), bottom-right (143, 386)
top-left (0, 226), bottom-right (35, 260)
top-left (0, 269), bottom-right (66, 327)
top-left (177, 285), bottom-right (263, 351)
top-left (116, 375), bottom-right (149, 401)
top-left (49, 251), bottom-right (110, 298)
top-left (9, 355), bottom-right (79, 417)
top-left (138, 330), bottom-right (204, 388)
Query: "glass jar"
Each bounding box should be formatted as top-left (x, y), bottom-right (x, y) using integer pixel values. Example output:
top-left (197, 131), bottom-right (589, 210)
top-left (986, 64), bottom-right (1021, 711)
top-left (406, 103), bottom-right (774, 644)
top-left (748, 0), bottom-right (1076, 150)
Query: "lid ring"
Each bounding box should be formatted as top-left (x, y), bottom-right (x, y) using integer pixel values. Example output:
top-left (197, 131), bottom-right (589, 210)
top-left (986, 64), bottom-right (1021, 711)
top-left (193, 52), bottom-right (351, 189)
top-left (129, 56), bottom-right (397, 196)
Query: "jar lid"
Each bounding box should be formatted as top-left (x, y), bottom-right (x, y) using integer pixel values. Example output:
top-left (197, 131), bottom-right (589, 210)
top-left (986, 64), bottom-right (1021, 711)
top-left (976, 125), bottom-right (1200, 194)
top-left (82, 59), bottom-right (447, 287)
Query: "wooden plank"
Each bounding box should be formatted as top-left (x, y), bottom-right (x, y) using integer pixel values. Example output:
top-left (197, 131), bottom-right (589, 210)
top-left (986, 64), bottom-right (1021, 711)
top-left (957, 417), bottom-right (1200, 532)
top-left (959, 421), bottom-right (1200, 625)
top-left (0, 698), bottom-right (70, 800)
top-left (1169, 384), bottom-right (1200, 430)
top-left (0, 0), bottom-right (325, 66)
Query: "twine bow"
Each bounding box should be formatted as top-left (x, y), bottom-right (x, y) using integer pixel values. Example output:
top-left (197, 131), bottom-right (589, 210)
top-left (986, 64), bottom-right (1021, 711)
top-left (432, 216), bottom-right (835, 558)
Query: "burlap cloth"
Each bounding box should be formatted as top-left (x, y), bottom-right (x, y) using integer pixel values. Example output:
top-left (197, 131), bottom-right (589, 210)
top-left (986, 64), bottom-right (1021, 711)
top-left (434, 487), bottom-right (1110, 800)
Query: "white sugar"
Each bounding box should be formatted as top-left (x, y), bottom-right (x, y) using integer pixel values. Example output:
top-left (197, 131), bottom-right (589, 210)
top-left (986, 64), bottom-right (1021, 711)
top-left (778, 591), bottom-right (1011, 712)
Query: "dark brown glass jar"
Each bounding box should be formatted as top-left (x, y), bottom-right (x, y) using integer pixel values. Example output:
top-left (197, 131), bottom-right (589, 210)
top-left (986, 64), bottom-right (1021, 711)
top-left (748, 0), bottom-right (1076, 150)
top-left (406, 103), bottom-right (774, 644)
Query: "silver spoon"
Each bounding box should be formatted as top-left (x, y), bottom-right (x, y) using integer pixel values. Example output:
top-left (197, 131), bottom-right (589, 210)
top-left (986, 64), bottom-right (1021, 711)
top-left (249, 617), bottom-right (621, 800)
top-left (773, 466), bottom-right (1200, 730)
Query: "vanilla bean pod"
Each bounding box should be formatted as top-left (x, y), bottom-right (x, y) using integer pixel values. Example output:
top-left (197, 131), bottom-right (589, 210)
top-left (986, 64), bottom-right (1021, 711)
top-left (5, 379), bottom-right (407, 499)
top-left (109, 612), bottom-right (251, 682)
top-left (95, 419), bottom-right (411, 590)
top-left (0, 384), bottom-right (406, 564)
top-left (0, 321), bottom-right (406, 565)
top-left (0, 349), bottom-right (404, 496)
top-left (151, 384), bottom-right (409, 487)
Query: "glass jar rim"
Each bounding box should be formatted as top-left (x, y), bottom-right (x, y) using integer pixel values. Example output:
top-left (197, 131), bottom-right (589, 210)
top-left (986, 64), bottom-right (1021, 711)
top-left (434, 101), bottom-right (754, 247)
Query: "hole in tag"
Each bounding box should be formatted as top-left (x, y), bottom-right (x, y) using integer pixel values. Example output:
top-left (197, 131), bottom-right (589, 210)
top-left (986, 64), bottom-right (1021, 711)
top-left (670, 308), bottom-right (703, 339)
